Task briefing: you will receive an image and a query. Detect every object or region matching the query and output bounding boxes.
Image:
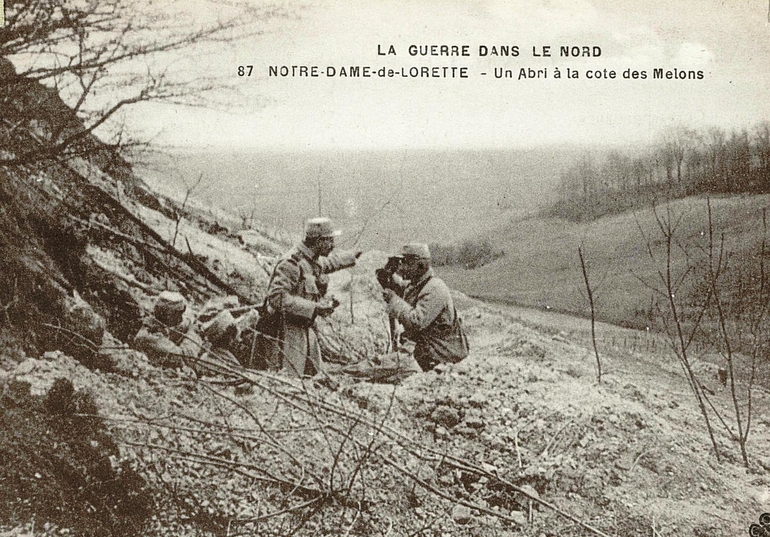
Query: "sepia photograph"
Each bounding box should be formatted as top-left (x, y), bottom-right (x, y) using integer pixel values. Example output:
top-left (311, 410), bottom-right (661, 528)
top-left (1, 1), bottom-right (769, 535)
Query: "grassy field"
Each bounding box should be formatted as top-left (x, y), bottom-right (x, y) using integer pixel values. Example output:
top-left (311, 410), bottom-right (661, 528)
top-left (438, 193), bottom-right (770, 330)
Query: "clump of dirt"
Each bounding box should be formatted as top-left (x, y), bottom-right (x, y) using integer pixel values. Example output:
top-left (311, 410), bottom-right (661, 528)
top-left (0, 376), bottom-right (152, 536)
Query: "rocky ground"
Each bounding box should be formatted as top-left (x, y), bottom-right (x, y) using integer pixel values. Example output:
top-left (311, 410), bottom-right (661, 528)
top-left (2, 175), bottom-right (770, 537)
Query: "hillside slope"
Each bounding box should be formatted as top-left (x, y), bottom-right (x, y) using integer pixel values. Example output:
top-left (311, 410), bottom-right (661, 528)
top-left (439, 194), bottom-right (770, 330)
top-left (3, 246), bottom-right (769, 536)
top-left (0, 72), bottom-right (278, 365)
top-left (1, 74), bottom-right (769, 537)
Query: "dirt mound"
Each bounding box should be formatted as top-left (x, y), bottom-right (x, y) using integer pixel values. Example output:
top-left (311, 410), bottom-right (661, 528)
top-left (0, 76), bottom-right (270, 366)
top-left (3, 208), bottom-right (769, 537)
top-left (0, 373), bottom-right (151, 536)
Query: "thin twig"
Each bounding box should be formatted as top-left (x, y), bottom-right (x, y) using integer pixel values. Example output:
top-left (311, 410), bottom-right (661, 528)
top-left (628, 448), bottom-right (653, 473)
top-left (341, 501), bottom-right (361, 537)
top-left (540, 420), bottom-right (573, 458)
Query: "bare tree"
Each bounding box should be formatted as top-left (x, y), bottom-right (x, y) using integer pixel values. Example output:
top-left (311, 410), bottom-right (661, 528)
top-left (602, 150), bottom-right (631, 192)
top-left (634, 204), bottom-right (721, 461)
top-left (755, 121), bottom-right (770, 187)
top-left (172, 172), bottom-right (205, 249)
top-left (237, 205), bottom-right (258, 231)
top-left (697, 199), bottom-right (767, 467)
top-left (704, 126), bottom-right (727, 190)
top-left (0, 0), bottom-right (282, 167)
top-left (578, 244), bottom-right (602, 383)
top-left (660, 125), bottom-right (697, 186)
top-left (630, 155), bottom-right (650, 190)
top-left (725, 129), bottom-right (752, 191)
top-left (636, 198), bottom-right (770, 465)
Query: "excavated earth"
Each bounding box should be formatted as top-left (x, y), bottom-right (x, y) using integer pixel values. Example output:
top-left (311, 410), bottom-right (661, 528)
top-left (1, 206), bottom-right (769, 536)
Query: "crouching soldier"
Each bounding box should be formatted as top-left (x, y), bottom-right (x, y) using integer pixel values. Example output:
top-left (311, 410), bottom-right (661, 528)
top-left (133, 291), bottom-right (203, 367)
top-left (344, 244), bottom-right (469, 383)
top-left (198, 310), bottom-right (242, 377)
top-left (381, 243), bottom-right (469, 372)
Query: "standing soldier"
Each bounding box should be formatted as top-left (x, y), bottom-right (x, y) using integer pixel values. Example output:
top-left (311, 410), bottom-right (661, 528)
top-left (263, 217), bottom-right (360, 378)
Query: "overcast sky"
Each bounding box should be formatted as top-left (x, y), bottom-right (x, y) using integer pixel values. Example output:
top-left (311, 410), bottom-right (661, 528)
top-left (127, 0), bottom-right (770, 150)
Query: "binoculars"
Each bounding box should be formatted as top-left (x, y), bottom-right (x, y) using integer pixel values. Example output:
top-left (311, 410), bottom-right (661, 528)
top-left (375, 256), bottom-right (401, 290)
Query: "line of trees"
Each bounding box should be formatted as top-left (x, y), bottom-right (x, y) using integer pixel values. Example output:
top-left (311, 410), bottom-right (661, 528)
top-left (546, 122), bottom-right (770, 221)
top-left (429, 239), bottom-right (504, 269)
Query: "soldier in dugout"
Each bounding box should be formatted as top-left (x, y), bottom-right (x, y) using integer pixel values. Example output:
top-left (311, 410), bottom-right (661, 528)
top-left (133, 291), bottom-right (203, 368)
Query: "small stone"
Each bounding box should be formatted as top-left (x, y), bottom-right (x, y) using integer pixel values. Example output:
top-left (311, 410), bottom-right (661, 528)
top-left (759, 458), bottom-right (770, 472)
top-left (234, 383), bottom-right (253, 396)
top-left (179, 365), bottom-right (197, 381)
top-left (434, 363), bottom-right (450, 373)
top-left (520, 484), bottom-right (540, 501)
top-left (431, 406), bottom-right (461, 428)
top-left (510, 510), bottom-right (528, 526)
top-left (455, 426), bottom-right (478, 438)
top-left (463, 410), bottom-right (485, 429)
top-left (552, 333), bottom-right (569, 343)
top-left (615, 455), bottom-right (634, 471)
top-left (15, 359), bottom-right (37, 375)
top-left (469, 392), bottom-right (488, 408)
top-left (464, 417), bottom-right (485, 429)
top-left (481, 462), bottom-right (498, 474)
top-left (451, 504), bottom-right (473, 524)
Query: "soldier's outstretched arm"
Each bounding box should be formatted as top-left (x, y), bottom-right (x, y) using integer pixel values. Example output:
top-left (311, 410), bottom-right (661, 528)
top-left (317, 250), bottom-right (358, 274)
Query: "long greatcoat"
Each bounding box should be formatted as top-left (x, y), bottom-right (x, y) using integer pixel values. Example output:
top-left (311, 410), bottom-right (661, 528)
top-left (265, 243), bottom-right (356, 377)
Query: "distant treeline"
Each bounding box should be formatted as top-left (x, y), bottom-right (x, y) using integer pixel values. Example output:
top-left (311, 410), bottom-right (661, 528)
top-left (429, 239), bottom-right (504, 269)
top-left (544, 121), bottom-right (770, 221)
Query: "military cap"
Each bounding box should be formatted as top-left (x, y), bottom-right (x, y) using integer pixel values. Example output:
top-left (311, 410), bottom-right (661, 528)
top-left (304, 217), bottom-right (341, 239)
top-left (154, 291), bottom-right (187, 315)
top-left (397, 243), bottom-right (431, 260)
top-left (202, 310), bottom-right (237, 344)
